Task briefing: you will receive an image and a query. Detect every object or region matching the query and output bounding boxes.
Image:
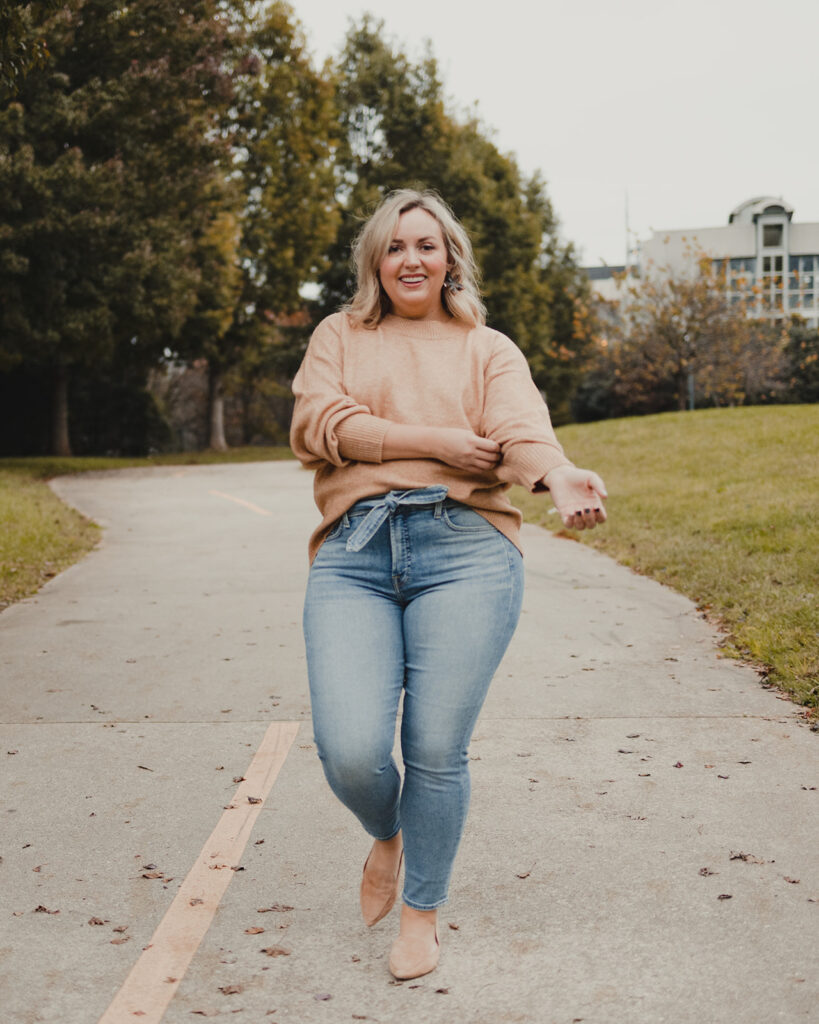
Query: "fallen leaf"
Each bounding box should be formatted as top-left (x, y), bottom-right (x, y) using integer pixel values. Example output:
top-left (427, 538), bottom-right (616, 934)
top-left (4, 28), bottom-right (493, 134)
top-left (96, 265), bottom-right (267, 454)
top-left (143, 863), bottom-right (158, 870)
top-left (699, 868), bottom-right (717, 877)
top-left (626, 733), bottom-right (641, 739)
top-left (165, 978), bottom-right (178, 984)
top-left (673, 762), bottom-right (684, 768)
top-left (142, 871), bottom-right (164, 879)
top-left (190, 1010), bottom-right (220, 1017)
top-left (32, 866), bottom-right (42, 873)
top-left (261, 946), bottom-right (291, 957)
top-left (111, 936), bottom-right (132, 945)
top-left (313, 993), bottom-right (332, 1001)
top-left (617, 749), bottom-right (633, 754)
top-left (738, 761), bottom-right (752, 765)
top-left (247, 797), bottom-right (262, 805)
top-left (88, 917), bottom-right (106, 926)
top-left (717, 775), bottom-right (730, 780)
top-left (448, 922), bottom-right (460, 931)
top-left (515, 870), bottom-right (531, 879)
top-left (257, 905), bottom-right (294, 913)
top-left (245, 927), bottom-right (265, 935)
top-left (784, 876), bottom-right (800, 884)
top-left (113, 925), bottom-right (128, 933)
top-left (704, 764), bottom-right (715, 769)
top-left (730, 851), bottom-right (769, 864)
top-left (638, 773), bottom-right (651, 777)
top-left (254, 839), bottom-right (265, 845)
top-left (219, 985), bottom-right (243, 995)
top-left (435, 988), bottom-right (449, 994)
top-left (233, 776), bottom-right (245, 784)
top-left (34, 905), bottom-right (59, 914)
top-left (137, 765), bottom-right (154, 772)
top-left (717, 894), bottom-right (733, 900)
top-left (190, 899), bottom-right (204, 907)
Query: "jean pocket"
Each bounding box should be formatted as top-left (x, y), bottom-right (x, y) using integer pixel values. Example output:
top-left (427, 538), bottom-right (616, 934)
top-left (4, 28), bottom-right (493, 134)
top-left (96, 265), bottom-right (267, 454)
top-left (324, 516), bottom-right (346, 542)
top-left (441, 502), bottom-right (496, 533)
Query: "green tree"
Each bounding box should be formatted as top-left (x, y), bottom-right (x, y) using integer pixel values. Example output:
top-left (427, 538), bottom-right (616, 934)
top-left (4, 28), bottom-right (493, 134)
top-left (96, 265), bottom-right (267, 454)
top-left (319, 17), bottom-right (593, 421)
top-left (192, 1), bottom-right (338, 450)
top-left (0, 0), bottom-right (241, 454)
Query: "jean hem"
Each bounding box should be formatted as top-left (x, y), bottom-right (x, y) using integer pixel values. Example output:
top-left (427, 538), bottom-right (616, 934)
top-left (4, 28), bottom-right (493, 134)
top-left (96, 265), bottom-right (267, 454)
top-left (401, 894), bottom-right (448, 911)
top-left (366, 826), bottom-right (401, 842)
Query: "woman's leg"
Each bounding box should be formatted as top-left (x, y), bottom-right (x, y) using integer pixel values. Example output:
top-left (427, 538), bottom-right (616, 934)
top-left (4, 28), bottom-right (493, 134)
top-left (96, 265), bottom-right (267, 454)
top-left (303, 539), bottom-right (405, 841)
top-left (399, 520), bottom-right (524, 911)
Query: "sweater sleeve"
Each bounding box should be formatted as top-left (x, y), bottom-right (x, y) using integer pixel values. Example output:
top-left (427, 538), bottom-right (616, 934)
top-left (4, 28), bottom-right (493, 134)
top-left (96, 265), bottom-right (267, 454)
top-left (481, 333), bottom-right (573, 491)
top-left (290, 316), bottom-right (392, 467)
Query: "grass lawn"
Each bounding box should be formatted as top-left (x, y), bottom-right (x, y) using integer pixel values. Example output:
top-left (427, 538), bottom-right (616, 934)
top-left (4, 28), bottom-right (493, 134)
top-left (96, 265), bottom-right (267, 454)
top-left (511, 405), bottom-right (819, 711)
top-left (0, 447), bottom-right (294, 612)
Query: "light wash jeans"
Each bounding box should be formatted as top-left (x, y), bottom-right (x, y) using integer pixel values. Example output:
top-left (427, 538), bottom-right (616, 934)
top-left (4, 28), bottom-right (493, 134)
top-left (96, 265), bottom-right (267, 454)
top-left (303, 488), bottom-right (524, 910)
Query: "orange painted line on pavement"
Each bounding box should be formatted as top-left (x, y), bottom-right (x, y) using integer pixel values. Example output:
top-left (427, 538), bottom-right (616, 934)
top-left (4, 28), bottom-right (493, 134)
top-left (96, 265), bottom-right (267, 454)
top-left (98, 720), bottom-right (300, 1024)
top-left (208, 489), bottom-right (272, 516)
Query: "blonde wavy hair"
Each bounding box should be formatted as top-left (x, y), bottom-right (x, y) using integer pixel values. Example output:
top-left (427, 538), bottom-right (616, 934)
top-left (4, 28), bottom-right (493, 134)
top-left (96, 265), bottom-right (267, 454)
top-left (344, 189), bottom-right (486, 329)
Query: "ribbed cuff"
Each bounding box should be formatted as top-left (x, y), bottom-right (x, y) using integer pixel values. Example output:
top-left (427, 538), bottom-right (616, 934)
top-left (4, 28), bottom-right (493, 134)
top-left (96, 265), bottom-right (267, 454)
top-left (334, 412), bottom-right (392, 463)
top-left (499, 442), bottom-right (573, 492)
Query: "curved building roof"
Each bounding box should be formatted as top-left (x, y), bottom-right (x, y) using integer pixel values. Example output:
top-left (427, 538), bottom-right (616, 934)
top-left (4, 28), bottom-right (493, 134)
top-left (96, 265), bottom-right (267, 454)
top-left (729, 196), bottom-right (794, 224)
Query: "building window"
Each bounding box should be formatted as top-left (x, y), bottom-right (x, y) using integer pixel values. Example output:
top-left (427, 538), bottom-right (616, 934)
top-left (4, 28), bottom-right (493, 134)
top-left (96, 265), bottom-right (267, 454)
top-left (763, 224), bottom-right (783, 247)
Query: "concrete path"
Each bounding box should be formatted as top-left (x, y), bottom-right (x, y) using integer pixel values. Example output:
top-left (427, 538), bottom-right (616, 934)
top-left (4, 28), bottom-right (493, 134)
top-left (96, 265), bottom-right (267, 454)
top-left (0, 461), bottom-right (816, 1024)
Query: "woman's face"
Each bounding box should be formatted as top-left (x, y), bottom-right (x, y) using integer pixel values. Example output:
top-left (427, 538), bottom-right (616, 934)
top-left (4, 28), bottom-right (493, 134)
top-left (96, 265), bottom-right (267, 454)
top-left (378, 207), bottom-right (450, 321)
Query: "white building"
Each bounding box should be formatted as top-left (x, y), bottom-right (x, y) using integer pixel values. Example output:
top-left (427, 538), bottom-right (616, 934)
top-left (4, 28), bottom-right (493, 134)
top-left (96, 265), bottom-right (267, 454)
top-left (586, 197), bottom-right (819, 328)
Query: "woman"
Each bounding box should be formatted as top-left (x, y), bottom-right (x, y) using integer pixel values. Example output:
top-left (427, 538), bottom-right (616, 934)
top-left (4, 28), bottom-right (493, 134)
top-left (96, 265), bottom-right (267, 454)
top-left (290, 189), bottom-right (606, 980)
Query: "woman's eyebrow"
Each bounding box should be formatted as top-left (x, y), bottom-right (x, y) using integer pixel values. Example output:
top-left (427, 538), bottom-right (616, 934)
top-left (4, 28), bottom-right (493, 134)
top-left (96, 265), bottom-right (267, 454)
top-left (390, 235), bottom-right (437, 244)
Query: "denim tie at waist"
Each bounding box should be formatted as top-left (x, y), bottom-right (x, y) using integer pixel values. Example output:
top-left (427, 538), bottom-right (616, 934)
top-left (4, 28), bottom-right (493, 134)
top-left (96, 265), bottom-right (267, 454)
top-left (345, 486), bottom-right (450, 552)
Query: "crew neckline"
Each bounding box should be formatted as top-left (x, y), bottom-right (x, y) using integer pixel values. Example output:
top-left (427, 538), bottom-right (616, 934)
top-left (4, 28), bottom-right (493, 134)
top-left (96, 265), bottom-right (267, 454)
top-left (380, 314), bottom-right (467, 339)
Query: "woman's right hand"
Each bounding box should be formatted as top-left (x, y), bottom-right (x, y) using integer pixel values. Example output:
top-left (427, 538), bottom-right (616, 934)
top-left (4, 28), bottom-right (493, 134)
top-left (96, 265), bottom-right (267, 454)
top-left (433, 428), bottom-right (501, 472)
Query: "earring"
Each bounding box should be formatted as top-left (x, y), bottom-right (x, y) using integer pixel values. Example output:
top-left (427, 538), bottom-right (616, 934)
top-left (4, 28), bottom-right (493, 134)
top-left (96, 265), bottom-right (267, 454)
top-left (444, 273), bottom-right (463, 293)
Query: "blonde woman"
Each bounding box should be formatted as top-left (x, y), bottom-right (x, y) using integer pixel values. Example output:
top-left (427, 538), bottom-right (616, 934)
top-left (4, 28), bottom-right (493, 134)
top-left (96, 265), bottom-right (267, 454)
top-left (290, 189), bottom-right (606, 980)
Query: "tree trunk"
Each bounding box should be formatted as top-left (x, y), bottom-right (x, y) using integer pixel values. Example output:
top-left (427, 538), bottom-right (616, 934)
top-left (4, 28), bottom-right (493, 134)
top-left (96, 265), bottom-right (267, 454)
top-left (52, 367), bottom-right (72, 456)
top-left (208, 365), bottom-right (228, 451)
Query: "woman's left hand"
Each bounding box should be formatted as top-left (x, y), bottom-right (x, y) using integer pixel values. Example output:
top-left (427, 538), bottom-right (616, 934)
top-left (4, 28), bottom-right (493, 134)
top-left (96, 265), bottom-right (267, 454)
top-left (541, 466), bottom-right (607, 530)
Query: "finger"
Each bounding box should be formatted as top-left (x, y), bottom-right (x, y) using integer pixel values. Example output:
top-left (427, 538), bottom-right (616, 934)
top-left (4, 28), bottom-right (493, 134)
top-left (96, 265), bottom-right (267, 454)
top-left (588, 471), bottom-right (608, 499)
top-left (476, 438), bottom-right (501, 453)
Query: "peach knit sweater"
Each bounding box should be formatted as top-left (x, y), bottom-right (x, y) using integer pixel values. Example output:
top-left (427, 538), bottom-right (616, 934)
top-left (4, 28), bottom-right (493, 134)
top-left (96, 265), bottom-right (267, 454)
top-left (290, 311), bottom-right (572, 562)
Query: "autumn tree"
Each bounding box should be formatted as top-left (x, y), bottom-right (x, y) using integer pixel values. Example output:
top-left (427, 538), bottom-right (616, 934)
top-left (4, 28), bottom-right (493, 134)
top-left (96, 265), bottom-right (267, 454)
top-left (593, 254), bottom-right (787, 416)
top-left (0, 1), bottom-right (59, 98)
top-left (783, 319), bottom-right (819, 403)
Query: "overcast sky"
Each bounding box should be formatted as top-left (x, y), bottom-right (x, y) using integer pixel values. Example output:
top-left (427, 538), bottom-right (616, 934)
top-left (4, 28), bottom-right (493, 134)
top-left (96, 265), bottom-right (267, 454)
top-left (290, 0), bottom-right (819, 267)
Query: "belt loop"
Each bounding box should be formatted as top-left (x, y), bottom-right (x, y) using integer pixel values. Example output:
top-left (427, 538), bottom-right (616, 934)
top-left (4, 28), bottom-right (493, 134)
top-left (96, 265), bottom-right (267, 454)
top-left (341, 511), bottom-right (350, 528)
top-left (433, 500), bottom-right (444, 519)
